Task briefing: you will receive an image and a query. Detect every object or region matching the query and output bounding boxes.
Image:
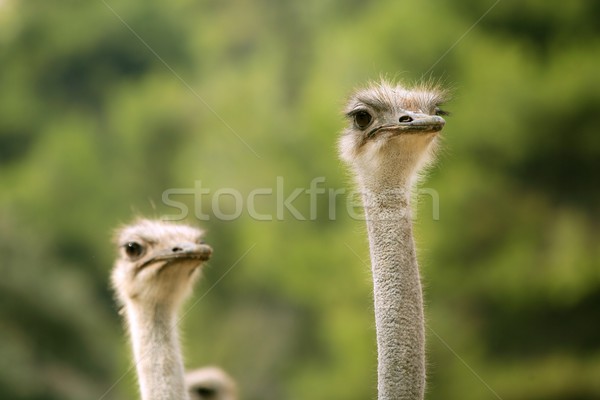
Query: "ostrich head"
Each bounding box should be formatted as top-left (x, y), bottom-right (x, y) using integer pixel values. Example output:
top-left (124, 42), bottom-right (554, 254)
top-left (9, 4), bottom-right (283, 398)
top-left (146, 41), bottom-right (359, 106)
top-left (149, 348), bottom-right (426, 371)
top-left (338, 80), bottom-right (449, 189)
top-left (111, 219), bottom-right (212, 309)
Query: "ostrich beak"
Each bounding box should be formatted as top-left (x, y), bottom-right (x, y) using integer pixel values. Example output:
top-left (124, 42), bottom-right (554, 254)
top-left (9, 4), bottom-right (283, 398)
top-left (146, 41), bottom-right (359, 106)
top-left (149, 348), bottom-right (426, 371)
top-left (367, 114), bottom-right (446, 138)
top-left (139, 243), bottom-right (213, 270)
top-left (400, 114), bottom-right (446, 132)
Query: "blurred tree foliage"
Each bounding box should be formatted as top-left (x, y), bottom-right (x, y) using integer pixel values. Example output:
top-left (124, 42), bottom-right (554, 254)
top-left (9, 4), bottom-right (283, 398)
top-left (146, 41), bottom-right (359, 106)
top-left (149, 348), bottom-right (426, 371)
top-left (1, 0), bottom-right (599, 399)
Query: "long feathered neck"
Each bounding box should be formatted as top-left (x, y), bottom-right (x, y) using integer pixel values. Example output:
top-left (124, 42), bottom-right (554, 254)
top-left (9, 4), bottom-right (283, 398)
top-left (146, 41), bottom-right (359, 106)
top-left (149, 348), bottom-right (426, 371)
top-left (361, 183), bottom-right (425, 400)
top-left (124, 302), bottom-right (189, 400)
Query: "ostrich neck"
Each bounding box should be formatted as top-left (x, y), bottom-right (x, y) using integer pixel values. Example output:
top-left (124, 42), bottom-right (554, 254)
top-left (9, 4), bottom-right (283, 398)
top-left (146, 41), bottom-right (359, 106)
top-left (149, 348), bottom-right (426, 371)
top-left (125, 303), bottom-right (189, 400)
top-left (362, 186), bottom-right (425, 400)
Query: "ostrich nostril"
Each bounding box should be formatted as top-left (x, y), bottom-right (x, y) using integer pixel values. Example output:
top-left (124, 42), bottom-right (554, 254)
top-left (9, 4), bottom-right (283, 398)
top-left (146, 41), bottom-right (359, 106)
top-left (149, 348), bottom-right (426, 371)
top-left (172, 247), bottom-right (182, 253)
top-left (399, 115), bottom-right (413, 123)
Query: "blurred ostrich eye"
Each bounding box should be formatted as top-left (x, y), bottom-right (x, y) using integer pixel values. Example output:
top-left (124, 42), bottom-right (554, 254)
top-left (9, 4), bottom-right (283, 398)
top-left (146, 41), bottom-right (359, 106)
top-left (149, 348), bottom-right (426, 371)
top-left (353, 111), bottom-right (372, 130)
top-left (124, 242), bottom-right (144, 259)
top-left (195, 387), bottom-right (216, 398)
top-left (434, 107), bottom-right (450, 116)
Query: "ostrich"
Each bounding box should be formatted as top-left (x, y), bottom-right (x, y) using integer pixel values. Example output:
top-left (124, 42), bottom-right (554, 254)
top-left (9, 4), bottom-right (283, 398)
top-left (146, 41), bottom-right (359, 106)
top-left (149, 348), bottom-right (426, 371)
top-left (186, 367), bottom-right (238, 400)
top-left (111, 219), bottom-right (214, 400)
top-left (338, 80), bottom-right (448, 400)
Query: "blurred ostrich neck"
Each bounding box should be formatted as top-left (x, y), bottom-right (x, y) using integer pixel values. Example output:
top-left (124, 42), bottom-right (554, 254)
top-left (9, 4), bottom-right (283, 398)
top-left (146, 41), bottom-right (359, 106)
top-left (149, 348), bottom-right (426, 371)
top-left (125, 302), bottom-right (188, 400)
top-left (360, 175), bottom-right (425, 400)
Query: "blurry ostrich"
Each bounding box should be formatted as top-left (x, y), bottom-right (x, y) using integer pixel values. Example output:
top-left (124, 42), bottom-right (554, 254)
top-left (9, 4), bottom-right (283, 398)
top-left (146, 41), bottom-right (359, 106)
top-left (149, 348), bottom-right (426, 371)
top-left (111, 219), bottom-right (235, 400)
top-left (186, 367), bottom-right (238, 400)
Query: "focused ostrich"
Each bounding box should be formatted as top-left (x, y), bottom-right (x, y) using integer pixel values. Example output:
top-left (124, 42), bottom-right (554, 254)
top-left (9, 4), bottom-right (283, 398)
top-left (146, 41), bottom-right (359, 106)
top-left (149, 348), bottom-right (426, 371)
top-left (338, 80), bottom-right (448, 400)
top-left (111, 219), bottom-right (213, 400)
top-left (186, 367), bottom-right (238, 400)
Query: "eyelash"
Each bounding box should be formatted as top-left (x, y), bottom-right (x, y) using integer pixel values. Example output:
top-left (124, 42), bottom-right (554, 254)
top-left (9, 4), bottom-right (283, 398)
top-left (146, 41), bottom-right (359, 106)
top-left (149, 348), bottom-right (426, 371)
top-left (434, 107), bottom-right (450, 116)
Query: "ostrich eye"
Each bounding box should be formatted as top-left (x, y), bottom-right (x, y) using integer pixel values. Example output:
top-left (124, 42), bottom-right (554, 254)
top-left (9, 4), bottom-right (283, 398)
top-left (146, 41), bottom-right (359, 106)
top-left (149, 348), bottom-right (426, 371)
top-left (434, 107), bottom-right (450, 116)
top-left (195, 387), bottom-right (216, 398)
top-left (124, 242), bottom-right (144, 259)
top-left (353, 111), bottom-right (372, 130)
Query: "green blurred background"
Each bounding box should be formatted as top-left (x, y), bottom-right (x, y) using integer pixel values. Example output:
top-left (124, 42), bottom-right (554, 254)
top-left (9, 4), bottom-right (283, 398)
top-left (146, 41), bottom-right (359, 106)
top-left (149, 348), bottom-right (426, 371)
top-left (1, 0), bottom-right (599, 399)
